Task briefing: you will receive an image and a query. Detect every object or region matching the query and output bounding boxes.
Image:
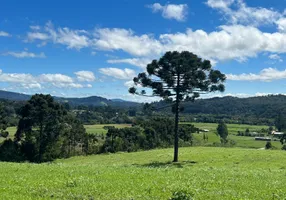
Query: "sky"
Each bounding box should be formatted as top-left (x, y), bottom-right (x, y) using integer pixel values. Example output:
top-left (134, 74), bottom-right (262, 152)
top-left (1, 0), bottom-right (286, 102)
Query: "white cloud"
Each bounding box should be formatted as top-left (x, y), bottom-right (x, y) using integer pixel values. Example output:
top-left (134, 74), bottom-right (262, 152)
top-left (269, 54), bottom-right (283, 62)
top-left (0, 31), bottom-right (11, 37)
top-left (94, 28), bottom-right (163, 57)
top-left (3, 51), bottom-right (46, 58)
top-left (21, 83), bottom-right (42, 89)
top-left (30, 25), bottom-right (41, 31)
top-left (124, 80), bottom-right (133, 88)
top-left (0, 69), bottom-right (95, 90)
top-left (26, 21), bottom-right (90, 50)
top-left (107, 58), bottom-right (151, 69)
top-left (99, 68), bottom-right (136, 80)
top-left (206, 0), bottom-right (283, 27)
top-left (53, 83), bottom-right (84, 88)
top-left (0, 70), bottom-right (36, 84)
top-left (22, 20), bottom-right (286, 64)
top-left (276, 18), bottom-right (286, 33)
top-left (39, 74), bottom-right (74, 83)
top-left (74, 71), bottom-right (95, 82)
top-left (27, 32), bottom-right (49, 41)
top-left (148, 3), bottom-right (188, 21)
top-left (206, 0), bottom-right (234, 11)
top-left (160, 25), bottom-right (286, 62)
top-left (227, 68), bottom-right (286, 81)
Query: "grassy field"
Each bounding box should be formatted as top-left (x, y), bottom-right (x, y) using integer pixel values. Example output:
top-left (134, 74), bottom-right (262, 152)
top-left (181, 122), bottom-right (283, 149)
top-left (1, 147), bottom-right (286, 199)
top-left (84, 124), bottom-right (131, 134)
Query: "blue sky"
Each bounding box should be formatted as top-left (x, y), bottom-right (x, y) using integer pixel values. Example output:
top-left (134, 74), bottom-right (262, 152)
top-left (1, 0), bottom-right (286, 102)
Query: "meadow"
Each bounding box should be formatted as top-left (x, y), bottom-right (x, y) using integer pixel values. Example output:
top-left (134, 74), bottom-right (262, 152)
top-left (84, 124), bottom-right (131, 134)
top-left (1, 147), bottom-right (286, 199)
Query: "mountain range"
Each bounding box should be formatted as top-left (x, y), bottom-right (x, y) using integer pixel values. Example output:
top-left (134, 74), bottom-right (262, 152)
top-left (0, 90), bottom-right (139, 108)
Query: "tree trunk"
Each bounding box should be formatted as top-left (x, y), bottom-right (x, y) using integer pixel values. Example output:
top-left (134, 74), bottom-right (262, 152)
top-left (173, 74), bottom-right (180, 162)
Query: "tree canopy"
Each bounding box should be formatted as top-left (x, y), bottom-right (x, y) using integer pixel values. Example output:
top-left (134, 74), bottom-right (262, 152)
top-left (14, 94), bottom-right (87, 162)
top-left (129, 51), bottom-right (226, 162)
top-left (217, 121), bottom-right (229, 144)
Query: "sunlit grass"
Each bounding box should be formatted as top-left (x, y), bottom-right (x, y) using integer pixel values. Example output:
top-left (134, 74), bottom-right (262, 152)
top-left (1, 147), bottom-right (286, 199)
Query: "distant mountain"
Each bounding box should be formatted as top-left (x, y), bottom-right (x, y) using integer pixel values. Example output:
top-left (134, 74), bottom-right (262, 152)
top-left (0, 90), bottom-right (31, 101)
top-left (0, 90), bottom-right (139, 108)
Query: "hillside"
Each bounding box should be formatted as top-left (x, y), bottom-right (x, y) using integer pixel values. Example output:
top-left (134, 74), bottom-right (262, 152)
top-left (1, 147), bottom-right (285, 199)
top-left (0, 90), bottom-right (139, 108)
top-left (2, 89), bottom-right (286, 122)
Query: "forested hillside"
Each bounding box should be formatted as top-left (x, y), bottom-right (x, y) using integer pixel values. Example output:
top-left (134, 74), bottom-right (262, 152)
top-left (2, 90), bottom-right (286, 125)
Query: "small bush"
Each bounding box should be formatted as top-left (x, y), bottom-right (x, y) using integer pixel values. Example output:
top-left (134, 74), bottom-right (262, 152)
top-left (170, 190), bottom-right (193, 200)
top-left (265, 141), bottom-right (272, 150)
top-left (282, 145), bottom-right (286, 151)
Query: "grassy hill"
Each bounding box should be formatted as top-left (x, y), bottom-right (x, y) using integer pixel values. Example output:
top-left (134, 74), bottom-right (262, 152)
top-left (1, 147), bottom-right (286, 199)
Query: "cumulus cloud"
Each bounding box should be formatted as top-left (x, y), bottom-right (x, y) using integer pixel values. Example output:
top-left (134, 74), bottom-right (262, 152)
top-left (94, 28), bottom-right (163, 57)
top-left (206, 0), bottom-right (283, 28)
top-left (0, 69), bottom-right (93, 90)
top-left (160, 25), bottom-right (286, 62)
top-left (22, 19), bottom-right (286, 64)
top-left (276, 18), bottom-right (286, 32)
top-left (99, 68), bottom-right (136, 80)
top-left (107, 58), bottom-right (151, 69)
top-left (148, 3), bottom-right (188, 21)
top-left (206, 0), bottom-right (234, 11)
top-left (26, 21), bottom-right (90, 50)
top-left (74, 71), bottom-right (95, 82)
top-left (39, 74), bottom-right (74, 83)
top-left (227, 68), bottom-right (286, 82)
top-left (0, 31), bottom-right (11, 37)
top-left (2, 51), bottom-right (46, 58)
top-left (92, 25), bottom-right (286, 63)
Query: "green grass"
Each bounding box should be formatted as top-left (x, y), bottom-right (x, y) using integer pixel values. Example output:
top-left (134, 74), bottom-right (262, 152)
top-left (1, 147), bottom-right (286, 199)
top-left (84, 124), bottom-right (131, 134)
top-left (181, 122), bottom-right (280, 149)
top-left (182, 122), bottom-right (268, 135)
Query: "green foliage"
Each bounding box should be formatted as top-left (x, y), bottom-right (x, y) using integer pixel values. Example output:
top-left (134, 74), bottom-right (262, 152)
top-left (170, 190), bottom-right (194, 200)
top-left (265, 141), bottom-right (272, 150)
top-left (1, 94), bottom-right (88, 163)
top-left (130, 51), bottom-right (226, 162)
top-left (102, 117), bottom-right (197, 153)
top-left (217, 121), bottom-right (228, 143)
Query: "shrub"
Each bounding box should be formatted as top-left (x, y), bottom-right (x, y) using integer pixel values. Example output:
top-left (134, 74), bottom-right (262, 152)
top-left (282, 145), bottom-right (286, 151)
top-left (265, 141), bottom-right (272, 150)
top-left (170, 190), bottom-right (193, 200)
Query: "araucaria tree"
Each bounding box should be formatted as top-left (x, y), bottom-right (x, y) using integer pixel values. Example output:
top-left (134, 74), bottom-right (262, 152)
top-left (129, 51), bottom-right (226, 162)
top-left (15, 94), bottom-right (87, 162)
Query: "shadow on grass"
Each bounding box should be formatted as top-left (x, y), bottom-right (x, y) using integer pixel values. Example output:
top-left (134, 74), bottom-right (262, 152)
top-left (132, 160), bottom-right (197, 168)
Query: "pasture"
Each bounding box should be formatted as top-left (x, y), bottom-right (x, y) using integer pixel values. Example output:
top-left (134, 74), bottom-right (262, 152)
top-left (4, 123), bottom-right (282, 149)
top-left (1, 147), bottom-right (286, 199)
top-left (84, 124), bottom-right (132, 134)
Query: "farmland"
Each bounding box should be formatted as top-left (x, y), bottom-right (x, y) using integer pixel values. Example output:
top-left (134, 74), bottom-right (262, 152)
top-left (84, 124), bottom-right (132, 134)
top-left (4, 122), bottom-right (281, 149)
top-left (1, 146), bottom-right (286, 199)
